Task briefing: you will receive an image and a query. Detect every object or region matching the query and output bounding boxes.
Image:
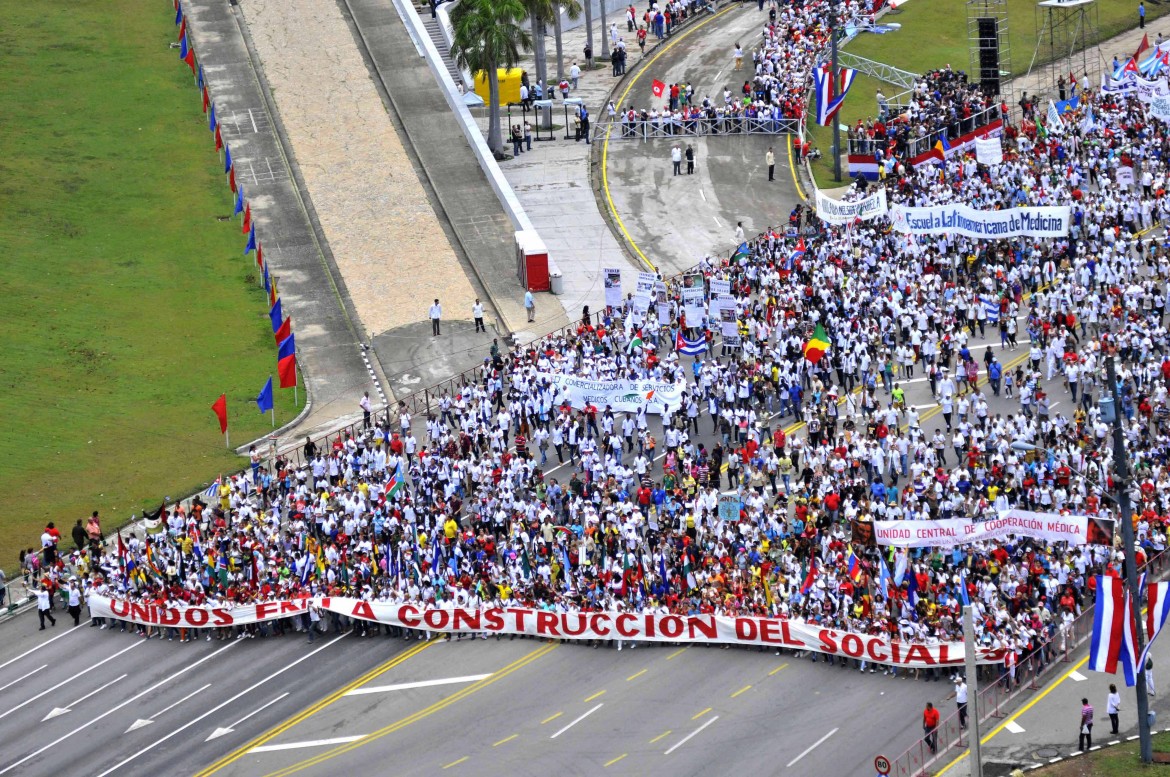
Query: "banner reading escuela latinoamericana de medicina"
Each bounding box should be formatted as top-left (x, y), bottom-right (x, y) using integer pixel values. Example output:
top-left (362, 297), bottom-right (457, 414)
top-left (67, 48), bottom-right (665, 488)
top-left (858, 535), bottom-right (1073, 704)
top-left (889, 202), bottom-right (1070, 239)
top-left (88, 595), bottom-right (1011, 667)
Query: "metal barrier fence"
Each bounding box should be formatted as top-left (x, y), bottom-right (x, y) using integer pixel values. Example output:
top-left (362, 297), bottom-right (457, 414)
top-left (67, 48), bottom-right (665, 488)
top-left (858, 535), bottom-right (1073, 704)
top-left (884, 548), bottom-right (1170, 777)
top-left (611, 115), bottom-right (801, 140)
top-left (846, 104), bottom-right (1003, 160)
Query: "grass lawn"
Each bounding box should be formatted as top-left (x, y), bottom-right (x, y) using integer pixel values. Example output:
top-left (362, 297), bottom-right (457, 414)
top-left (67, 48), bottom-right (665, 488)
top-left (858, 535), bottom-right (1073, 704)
top-left (0, 1), bottom-right (301, 562)
top-left (1023, 730), bottom-right (1170, 776)
top-left (806, 0), bottom-right (1170, 188)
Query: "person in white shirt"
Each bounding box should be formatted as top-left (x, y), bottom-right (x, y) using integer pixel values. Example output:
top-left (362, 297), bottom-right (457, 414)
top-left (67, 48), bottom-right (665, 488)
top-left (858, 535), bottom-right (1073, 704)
top-left (429, 299), bottom-right (442, 336)
top-left (953, 675), bottom-right (969, 728)
top-left (671, 144), bottom-right (682, 176)
top-left (36, 585), bottom-right (56, 630)
top-left (1106, 684), bottom-right (1122, 734)
top-left (472, 298), bottom-right (485, 333)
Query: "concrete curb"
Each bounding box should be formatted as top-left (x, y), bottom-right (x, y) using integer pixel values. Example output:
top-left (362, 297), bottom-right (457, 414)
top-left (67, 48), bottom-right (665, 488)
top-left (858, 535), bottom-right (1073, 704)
top-left (1012, 727), bottom-right (1170, 773)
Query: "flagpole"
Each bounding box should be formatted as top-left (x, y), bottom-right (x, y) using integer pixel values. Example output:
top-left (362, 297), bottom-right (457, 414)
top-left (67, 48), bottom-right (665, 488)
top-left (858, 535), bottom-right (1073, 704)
top-left (829, 0), bottom-right (841, 182)
top-left (271, 375), bottom-right (276, 428)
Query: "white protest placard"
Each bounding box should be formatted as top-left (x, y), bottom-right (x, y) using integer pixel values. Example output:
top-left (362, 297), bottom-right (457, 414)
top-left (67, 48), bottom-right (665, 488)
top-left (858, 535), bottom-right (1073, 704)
top-left (603, 268), bottom-right (623, 308)
top-left (1151, 94), bottom-right (1170, 122)
top-left (1116, 166), bottom-right (1135, 189)
top-left (682, 285), bottom-right (705, 324)
top-left (974, 136), bottom-right (1003, 166)
top-left (709, 278), bottom-right (731, 299)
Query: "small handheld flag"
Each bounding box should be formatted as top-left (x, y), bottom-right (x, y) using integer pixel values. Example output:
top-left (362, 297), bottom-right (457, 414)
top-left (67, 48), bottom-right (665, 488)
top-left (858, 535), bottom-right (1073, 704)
top-left (651, 79), bottom-right (666, 99)
top-left (676, 332), bottom-right (708, 356)
top-left (803, 324), bottom-right (829, 364)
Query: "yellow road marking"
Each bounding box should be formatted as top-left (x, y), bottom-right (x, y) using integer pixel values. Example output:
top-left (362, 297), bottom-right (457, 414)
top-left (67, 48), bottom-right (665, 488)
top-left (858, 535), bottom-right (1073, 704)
top-left (442, 756), bottom-right (469, 769)
top-left (769, 663), bottom-right (789, 676)
top-left (585, 690), bottom-right (607, 702)
top-left (541, 711), bottom-right (564, 725)
top-left (493, 734), bottom-right (518, 748)
top-left (692, 707), bottom-right (712, 720)
top-left (600, 4), bottom-right (740, 272)
top-left (261, 644), bottom-right (558, 777)
top-left (787, 136), bottom-right (807, 201)
top-left (627, 669), bottom-right (647, 681)
top-left (605, 754), bottom-right (628, 768)
top-left (935, 655), bottom-right (1091, 776)
top-left (650, 730), bottom-right (672, 744)
top-left (731, 685), bottom-right (752, 698)
top-left (193, 638), bottom-right (436, 777)
top-left (666, 647), bottom-right (687, 660)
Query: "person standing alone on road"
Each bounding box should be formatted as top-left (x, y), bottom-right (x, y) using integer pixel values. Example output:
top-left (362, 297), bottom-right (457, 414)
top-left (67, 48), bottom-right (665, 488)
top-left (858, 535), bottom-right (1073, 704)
top-left (360, 391), bottom-right (372, 430)
top-left (66, 578), bottom-right (82, 626)
top-left (525, 290), bottom-right (536, 323)
top-left (1106, 684), bottom-right (1121, 735)
top-left (429, 299), bottom-right (442, 336)
top-left (1140, 1), bottom-right (1146, 28)
top-left (671, 144), bottom-right (682, 175)
top-left (473, 298), bottom-right (485, 332)
top-left (1079, 697), bottom-right (1094, 751)
top-left (923, 702), bottom-right (940, 753)
top-left (685, 145), bottom-right (694, 174)
top-left (766, 146), bottom-right (775, 181)
top-left (734, 42), bottom-right (743, 71)
top-left (954, 675), bottom-right (969, 729)
top-left (36, 584), bottom-right (56, 630)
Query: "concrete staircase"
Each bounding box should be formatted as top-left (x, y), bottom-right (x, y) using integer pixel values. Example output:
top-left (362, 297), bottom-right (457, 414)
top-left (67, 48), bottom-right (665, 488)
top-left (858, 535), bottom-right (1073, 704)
top-left (421, 14), bottom-right (464, 87)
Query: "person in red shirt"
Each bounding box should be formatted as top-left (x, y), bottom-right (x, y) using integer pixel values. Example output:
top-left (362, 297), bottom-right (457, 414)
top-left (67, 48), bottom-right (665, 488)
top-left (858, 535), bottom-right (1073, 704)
top-left (923, 702), bottom-right (941, 753)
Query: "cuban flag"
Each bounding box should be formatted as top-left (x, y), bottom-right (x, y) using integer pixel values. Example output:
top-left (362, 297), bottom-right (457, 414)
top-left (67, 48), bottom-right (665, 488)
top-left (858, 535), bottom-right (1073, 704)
top-left (786, 238), bottom-right (806, 270)
top-left (1090, 575), bottom-right (1139, 686)
top-left (982, 295), bottom-right (1001, 325)
top-left (203, 478), bottom-right (220, 497)
top-left (1113, 57), bottom-right (1140, 81)
top-left (1140, 581), bottom-right (1170, 672)
top-left (676, 331), bottom-right (708, 356)
top-left (814, 64), bottom-right (857, 127)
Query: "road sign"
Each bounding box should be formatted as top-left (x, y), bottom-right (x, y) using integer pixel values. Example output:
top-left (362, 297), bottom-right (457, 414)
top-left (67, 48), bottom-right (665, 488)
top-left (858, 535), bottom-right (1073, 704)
top-left (874, 755), bottom-right (891, 775)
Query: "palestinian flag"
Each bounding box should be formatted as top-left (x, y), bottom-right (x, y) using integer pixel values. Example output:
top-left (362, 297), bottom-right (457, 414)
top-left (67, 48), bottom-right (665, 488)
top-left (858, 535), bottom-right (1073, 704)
top-left (800, 554), bottom-right (818, 595)
top-left (803, 324), bottom-right (830, 364)
top-left (682, 549), bottom-right (696, 591)
top-left (627, 334), bottom-right (644, 353)
top-left (387, 464), bottom-right (405, 499)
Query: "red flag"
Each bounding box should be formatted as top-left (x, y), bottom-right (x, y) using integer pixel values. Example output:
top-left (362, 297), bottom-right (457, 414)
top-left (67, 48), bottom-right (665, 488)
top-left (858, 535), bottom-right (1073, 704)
top-left (256, 243), bottom-right (264, 271)
top-left (183, 46), bottom-right (196, 75)
top-left (800, 555), bottom-right (818, 595)
top-left (268, 277), bottom-right (278, 307)
top-left (202, 86), bottom-right (210, 114)
top-left (117, 531), bottom-right (128, 565)
top-left (178, 17), bottom-right (187, 42)
top-left (228, 166), bottom-right (237, 193)
top-left (651, 79), bottom-right (666, 99)
top-left (1136, 33), bottom-right (1151, 60)
top-left (277, 355), bottom-right (297, 389)
top-left (274, 317), bottom-right (291, 344)
top-left (242, 203), bottom-right (252, 234)
top-left (210, 394), bottom-right (228, 434)
top-left (214, 124), bottom-right (223, 151)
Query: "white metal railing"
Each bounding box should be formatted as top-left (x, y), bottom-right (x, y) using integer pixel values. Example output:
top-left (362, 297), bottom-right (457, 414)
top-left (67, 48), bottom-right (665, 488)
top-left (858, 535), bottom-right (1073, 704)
top-left (611, 115), bottom-right (802, 140)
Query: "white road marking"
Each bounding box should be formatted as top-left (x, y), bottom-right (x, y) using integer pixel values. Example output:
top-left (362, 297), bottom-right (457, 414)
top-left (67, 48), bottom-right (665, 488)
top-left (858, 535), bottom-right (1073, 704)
top-left (550, 703), bottom-right (604, 739)
top-left (206, 692), bottom-right (290, 741)
top-left (784, 726), bottom-right (838, 767)
top-left (345, 674), bottom-right (492, 696)
top-left (0, 665), bottom-right (47, 694)
top-left (0, 641), bottom-right (141, 722)
top-left (0, 622), bottom-right (89, 673)
top-left (250, 735), bottom-right (367, 754)
top-left (1069, 671), bottom-right (1087, 682)
top-left (0, 640), bottom-right (239, 775)
top-left (43, 674), bottom-right (127, 720)
top-left (1005, 720), bottom-right (1026, 734)
top-left (665, 715), bottom-right (720, 756)
top-left (248, 108), bottom-right (258, 133)
top-left (125, 683), bottom-right (212, 733)
top-left (700, 189), bottom-right (707, 201)
top-left (91, 634), bottom-right (348, 777)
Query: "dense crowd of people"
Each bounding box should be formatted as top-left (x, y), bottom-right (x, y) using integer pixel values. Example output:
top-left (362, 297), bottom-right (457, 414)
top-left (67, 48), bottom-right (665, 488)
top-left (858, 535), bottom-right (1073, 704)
top-left (17, 7), bottom-right (1170, 698)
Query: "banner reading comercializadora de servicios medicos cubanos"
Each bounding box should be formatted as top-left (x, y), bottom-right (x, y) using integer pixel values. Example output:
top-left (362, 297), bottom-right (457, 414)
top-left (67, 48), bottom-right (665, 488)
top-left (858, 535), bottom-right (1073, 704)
top-left (535, 373), bottom-right (687, 415)
top-left (87, 595), bottom-right (1009, 666)
top-left (889, 203), bottom-right (1070, 239)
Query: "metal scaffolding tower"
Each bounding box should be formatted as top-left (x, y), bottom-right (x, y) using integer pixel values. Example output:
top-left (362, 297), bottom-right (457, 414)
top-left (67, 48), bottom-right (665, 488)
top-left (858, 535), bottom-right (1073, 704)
top-left (1030, 0), bottom-right (1100, 100)
top-left (967, 0), bottom-right (1013, 106)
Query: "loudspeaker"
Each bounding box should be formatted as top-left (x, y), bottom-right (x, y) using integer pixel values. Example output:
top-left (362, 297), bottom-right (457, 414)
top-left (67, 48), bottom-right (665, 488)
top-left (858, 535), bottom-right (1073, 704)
top-left (976, 17), bottom-right (1000, 95)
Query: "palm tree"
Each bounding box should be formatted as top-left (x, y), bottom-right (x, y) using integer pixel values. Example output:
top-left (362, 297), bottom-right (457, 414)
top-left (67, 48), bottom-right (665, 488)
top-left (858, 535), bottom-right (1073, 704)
top-left (552, 0), bottom-right (583, 81)
top-left (599, 0), bottom-right (610, 60)
top-left (524, 0), bottom-right (555, 92)
top-left (583, 0), bottom-right (594, 68)
top-left (450, 0), bottom-right (532, 157)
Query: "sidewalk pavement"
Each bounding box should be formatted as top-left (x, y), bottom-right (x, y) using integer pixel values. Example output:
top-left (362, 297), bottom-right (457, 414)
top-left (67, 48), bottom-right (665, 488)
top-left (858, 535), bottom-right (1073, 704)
top-left (185, 0), bottom-right (381, 445)
top-left (470, 11), bottom-right (645, 319)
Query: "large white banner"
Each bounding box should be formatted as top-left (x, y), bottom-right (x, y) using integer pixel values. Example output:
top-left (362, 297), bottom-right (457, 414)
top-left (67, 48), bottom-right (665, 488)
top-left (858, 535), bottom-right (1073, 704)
top-left (536, 372), bottom-right (687, 414)
top-left (815, 188), bottom-right (888, 225)
top-left (871, 511), bottom-right (1114, 548)
top-left (88, 596), bottom-right (1010, 667)
top-left (1151, 94), bottom-right (1170, 123)
top-left (890, 203), bottom-right (1071, 239)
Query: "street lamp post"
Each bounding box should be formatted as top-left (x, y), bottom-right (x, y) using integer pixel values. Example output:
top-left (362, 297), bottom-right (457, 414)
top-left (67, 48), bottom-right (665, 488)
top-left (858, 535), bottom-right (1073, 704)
top-left (963, 605), bottom-right (984, 777)
top-left (1104, 355), bottom-right (1153, 764)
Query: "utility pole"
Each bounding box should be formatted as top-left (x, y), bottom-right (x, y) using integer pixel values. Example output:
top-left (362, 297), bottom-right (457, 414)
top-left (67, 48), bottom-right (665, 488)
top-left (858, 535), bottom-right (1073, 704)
top-left (1105, 354), bottom-right (1153, 763)
top-left (963, 605), bottom-right (983, 777)
top-left (830, 0), bottom-right (841, 181)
